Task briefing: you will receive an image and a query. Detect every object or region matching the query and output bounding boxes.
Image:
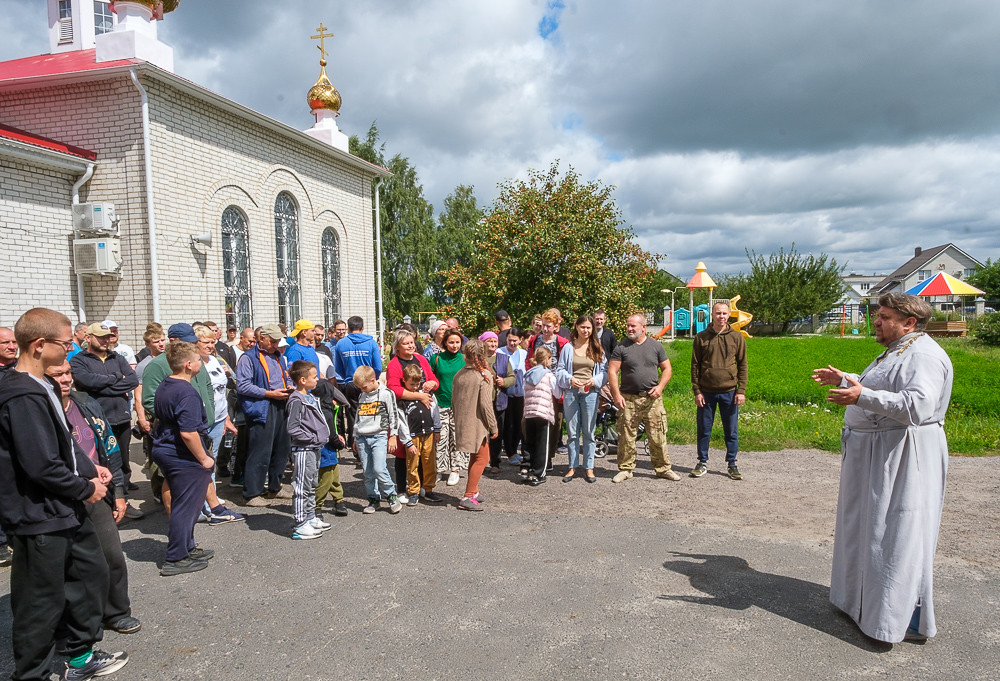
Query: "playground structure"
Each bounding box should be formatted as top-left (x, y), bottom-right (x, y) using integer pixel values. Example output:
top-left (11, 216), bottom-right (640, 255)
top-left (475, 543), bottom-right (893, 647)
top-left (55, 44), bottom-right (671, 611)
top-left (655, 262), bottom-right (752, 339)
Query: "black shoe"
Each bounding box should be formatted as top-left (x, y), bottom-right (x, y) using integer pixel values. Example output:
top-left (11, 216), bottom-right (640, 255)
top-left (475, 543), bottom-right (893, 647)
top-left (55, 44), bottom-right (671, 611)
top-left (64, 650), bottom-right (129, 680)
top-left (528, 476), bottom-right (546, 487)
top-left (188, 547), bottom-right (214, 561)
top-left (422, 491), bottom-right (443, 503)
top-left (160, 557), bottom-right (208, 576)
top-left (333, 501), bottom-right (349, 516)
top-left (105, 615), bottom-right (141, 634)
top-left (585, 474), bottom-right (597, 483)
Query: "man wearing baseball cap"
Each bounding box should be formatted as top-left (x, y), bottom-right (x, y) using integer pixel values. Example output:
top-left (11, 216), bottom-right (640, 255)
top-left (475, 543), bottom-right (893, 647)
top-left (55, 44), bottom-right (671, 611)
top-left (284, 319), bottom-right (319, 370)
top-left (235, 323), bottom-right (293, 505)
top-left (101, 320), bottom-right (137, 368)
top-left (70, 322), bottom-right (140, 494)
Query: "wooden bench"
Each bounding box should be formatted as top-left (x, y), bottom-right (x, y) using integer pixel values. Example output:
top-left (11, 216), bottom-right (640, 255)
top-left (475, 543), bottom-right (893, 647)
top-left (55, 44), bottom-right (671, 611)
top-left (925, 320), bottom-right (967, 337)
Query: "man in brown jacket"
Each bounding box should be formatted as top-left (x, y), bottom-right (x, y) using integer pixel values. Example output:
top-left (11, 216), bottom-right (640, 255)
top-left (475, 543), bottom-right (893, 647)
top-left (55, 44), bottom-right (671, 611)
top-left (691, 301), bottom-right (748, 480)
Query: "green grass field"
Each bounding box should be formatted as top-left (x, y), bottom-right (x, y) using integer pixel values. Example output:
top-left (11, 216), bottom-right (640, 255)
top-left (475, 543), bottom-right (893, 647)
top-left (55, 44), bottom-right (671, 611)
top-left (660, 335), bottom-right (1000, 456)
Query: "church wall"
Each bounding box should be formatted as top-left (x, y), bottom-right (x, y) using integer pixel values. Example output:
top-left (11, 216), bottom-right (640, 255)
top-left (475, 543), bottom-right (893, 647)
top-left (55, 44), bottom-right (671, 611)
top-left (0, 76), bottom-right (152, 346)
top-left (0, 72), bottom-right (379, 347)
top-left (0, 160), bottom-right (81, 325)
top-left (143, 77), bottom-right (377, 334)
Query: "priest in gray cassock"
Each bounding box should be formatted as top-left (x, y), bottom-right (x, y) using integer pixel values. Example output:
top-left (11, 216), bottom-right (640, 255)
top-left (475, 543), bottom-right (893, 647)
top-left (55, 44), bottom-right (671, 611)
top-left (812, 292), bottom-right (953, 644)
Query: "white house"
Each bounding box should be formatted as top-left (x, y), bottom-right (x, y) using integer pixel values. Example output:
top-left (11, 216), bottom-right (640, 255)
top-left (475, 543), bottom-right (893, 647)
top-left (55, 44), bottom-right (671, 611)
top-left (871, 244), bottom-right (983, 310)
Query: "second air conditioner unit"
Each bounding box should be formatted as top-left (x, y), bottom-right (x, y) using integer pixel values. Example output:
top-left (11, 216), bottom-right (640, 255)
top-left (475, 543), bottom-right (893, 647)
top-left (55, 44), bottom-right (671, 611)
top-left (73, 238), bottom-right (122, 276)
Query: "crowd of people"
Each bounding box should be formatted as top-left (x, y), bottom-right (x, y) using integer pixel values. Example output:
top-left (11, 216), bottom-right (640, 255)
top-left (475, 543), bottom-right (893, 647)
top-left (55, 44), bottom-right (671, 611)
top-left (0, 290), bottom-right (953, 678)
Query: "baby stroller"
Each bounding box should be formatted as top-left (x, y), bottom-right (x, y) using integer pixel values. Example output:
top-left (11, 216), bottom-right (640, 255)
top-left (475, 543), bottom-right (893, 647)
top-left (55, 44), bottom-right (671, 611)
top-left (594, 389), bottom-right (647, 459)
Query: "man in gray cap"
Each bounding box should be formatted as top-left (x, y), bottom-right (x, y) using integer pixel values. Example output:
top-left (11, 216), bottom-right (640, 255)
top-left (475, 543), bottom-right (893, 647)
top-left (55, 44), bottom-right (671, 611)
top-left (235, 323), bottom-right (293, 506)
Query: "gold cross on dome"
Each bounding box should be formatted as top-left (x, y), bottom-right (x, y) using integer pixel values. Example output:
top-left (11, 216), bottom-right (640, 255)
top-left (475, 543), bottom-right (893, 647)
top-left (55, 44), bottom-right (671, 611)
top-left (311, 23), bottom-right (334, 61)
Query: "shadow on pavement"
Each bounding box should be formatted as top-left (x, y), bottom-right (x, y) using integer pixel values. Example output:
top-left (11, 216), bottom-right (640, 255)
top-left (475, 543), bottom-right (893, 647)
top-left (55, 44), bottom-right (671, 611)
top-left (120, 536), bottom-right (164, 564)
top-left (659, 551), bottom-right (892, 652)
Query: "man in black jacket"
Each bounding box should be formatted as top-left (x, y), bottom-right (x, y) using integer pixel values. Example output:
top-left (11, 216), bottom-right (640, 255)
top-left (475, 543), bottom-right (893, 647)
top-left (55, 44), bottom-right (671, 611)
top-left (47, 360), bottom-right (142, 636)
top-left (70, 322), bottom-right (139, 492)
top-left (0, 307), bottom-right (129, 681)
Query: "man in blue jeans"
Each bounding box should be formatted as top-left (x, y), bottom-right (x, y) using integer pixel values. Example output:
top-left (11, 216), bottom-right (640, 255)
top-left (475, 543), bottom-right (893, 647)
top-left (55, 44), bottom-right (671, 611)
top-left (691, 301), bottom-right (748, 480)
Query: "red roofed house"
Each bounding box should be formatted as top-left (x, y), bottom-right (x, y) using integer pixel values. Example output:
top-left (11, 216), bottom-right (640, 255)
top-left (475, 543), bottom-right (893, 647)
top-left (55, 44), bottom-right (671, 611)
top-left (0, 0), bottom-right (388, 347)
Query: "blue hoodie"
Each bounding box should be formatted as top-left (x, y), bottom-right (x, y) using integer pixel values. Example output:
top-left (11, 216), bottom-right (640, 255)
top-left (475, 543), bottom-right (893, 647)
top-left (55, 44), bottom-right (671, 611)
top-left (333, 332), bottom-right (383, 385)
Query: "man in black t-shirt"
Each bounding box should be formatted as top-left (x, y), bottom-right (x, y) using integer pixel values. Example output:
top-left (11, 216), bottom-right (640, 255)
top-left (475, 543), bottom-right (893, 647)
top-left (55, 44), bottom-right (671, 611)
top-left (606, 313), bottom-right (681, 483)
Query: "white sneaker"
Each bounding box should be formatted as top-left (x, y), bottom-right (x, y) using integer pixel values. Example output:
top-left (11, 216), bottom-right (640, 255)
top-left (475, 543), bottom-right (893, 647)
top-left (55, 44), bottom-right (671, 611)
top-left (446, 471), bottom-right (461, 486)
top-left (309, 517), bottom-right (332, 530)
top-left (292, 522), bottom-right (323, 540)
top-left (397, 493), bottom-right (409, 504)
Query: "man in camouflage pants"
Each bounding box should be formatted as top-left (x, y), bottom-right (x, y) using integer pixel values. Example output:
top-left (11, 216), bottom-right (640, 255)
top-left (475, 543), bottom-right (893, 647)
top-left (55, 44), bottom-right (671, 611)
top-left (606, 313), bottom-right (681, 483)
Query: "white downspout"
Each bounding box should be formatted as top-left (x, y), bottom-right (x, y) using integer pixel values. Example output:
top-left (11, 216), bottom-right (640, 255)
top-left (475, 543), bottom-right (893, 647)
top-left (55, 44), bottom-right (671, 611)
top-left (374, 178), bottom-right (385, 354)
top-left (72, 162), bottom-right (96, 324)
top-left (130, 67), bottom-right (161, 322)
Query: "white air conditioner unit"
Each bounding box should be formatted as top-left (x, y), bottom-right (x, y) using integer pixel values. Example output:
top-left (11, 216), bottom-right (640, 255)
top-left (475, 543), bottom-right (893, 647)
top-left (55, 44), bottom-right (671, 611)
top-left (73, 238), bottom-right (122, 276)
top-left (73, 203), bottom-right (118, 236)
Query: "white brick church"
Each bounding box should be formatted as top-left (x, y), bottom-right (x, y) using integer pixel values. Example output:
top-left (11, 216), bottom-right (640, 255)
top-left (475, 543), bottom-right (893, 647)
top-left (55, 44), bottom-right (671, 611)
top-left (0, 0), bottom-right (387, 347)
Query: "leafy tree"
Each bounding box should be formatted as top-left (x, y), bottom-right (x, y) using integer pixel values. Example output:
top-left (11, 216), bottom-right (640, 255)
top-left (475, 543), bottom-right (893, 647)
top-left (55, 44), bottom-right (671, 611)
top-left (968, 258), bottom-right (1000, 302)
top-left (716, 245), bottom-right (845, 333)
top-left (431, 185), bottom-right (481, 305)
top-left (441, 162), bottom-right (658, 334)
top-left (350, 123), bottom-right (437, 323)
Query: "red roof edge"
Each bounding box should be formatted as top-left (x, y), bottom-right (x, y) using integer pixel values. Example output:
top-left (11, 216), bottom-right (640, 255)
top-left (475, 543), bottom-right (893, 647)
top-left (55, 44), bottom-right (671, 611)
top-left (0, 122), bottom-right (97, 161)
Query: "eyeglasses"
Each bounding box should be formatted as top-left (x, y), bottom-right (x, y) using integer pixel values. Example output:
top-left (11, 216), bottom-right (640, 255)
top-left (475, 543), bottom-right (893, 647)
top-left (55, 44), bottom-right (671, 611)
top-left (42, 338), bottom-right (75, 351)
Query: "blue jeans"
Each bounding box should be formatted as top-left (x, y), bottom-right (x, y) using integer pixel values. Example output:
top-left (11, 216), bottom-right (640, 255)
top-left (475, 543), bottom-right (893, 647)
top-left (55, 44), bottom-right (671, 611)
top-left (357, 433), bottom-right (396, 500)
top-left (204, 418), bottom-right (225, 515)
top-left (564, 388), bottom-right (599, 470)
top-left (696, 390), bottom-right (739, 464)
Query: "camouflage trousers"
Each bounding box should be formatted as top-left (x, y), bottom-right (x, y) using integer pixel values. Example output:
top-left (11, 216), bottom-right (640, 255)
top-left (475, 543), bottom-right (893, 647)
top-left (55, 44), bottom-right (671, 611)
top-left (616, 392), bottom-right (673, 474)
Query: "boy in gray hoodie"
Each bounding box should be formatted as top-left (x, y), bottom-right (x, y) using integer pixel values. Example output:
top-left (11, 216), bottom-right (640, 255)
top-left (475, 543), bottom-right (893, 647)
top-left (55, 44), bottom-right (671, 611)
top-left (353, 365), bottom-right (402, 514)
top-left (286, 361), bottom-right (331, 540)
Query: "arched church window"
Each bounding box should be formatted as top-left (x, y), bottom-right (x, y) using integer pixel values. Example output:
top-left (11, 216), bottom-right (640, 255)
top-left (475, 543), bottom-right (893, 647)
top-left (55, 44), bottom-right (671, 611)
top-left (321, 228), bottom-right (341, 326)
top-left (274, 192), bottom-right (300, 326)
top-left (221, 207), bottom-right (252, 331)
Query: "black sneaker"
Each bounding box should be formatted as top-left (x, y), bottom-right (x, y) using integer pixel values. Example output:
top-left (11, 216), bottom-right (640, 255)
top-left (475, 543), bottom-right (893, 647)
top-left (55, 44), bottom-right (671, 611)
top-left (160, 557), bottom-right (208, 577)
top-left (188, 547), bottom-right (214, 561)
top-left (104, 615), bottom-right (141, 634)
top-left (422, 491), bottom-right (443, 503)
top-left (333, 501), bottom-right (349, 516)
top-left (727, 465), bottom-right (743, 481)
top-left (64, 650), bottom-right (129, 680)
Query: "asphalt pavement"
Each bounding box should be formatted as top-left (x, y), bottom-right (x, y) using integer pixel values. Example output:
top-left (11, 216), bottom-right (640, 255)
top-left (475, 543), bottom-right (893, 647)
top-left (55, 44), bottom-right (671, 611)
top-left (2, 456), bottom-right (998, 681)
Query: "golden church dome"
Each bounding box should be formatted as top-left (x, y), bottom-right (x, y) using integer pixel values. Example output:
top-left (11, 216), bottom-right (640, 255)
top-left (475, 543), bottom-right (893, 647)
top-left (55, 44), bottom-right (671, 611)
top-left (307, 62), bottom-right (342, 113)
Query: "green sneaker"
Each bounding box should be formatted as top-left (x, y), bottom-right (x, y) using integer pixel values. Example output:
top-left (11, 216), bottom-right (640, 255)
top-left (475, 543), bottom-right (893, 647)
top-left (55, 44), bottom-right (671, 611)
top-left (690, 463), bottom-right (707, 478)
top-left (728, 465), bottom-right (743, 480)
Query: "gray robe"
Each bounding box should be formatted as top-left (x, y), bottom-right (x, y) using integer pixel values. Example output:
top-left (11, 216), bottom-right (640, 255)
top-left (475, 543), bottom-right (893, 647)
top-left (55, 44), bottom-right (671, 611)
top-left (831, 332), bottom-right (952, 642)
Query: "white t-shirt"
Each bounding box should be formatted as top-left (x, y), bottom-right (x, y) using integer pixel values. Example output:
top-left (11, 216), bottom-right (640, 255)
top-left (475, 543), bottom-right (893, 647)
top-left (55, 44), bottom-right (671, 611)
top-left (204, 356), bottom-right (229, 425)
top-left (114, 342), bottom-right (137, 366)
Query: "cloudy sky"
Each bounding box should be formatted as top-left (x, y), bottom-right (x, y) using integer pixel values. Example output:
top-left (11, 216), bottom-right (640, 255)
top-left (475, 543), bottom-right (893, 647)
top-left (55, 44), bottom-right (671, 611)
top-left (3, 0), bottom-right (999, 278)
